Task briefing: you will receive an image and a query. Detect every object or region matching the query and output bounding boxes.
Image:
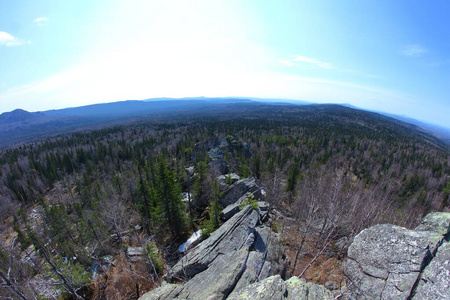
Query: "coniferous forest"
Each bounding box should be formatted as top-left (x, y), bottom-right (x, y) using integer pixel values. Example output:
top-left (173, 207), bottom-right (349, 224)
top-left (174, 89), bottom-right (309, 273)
top-left (0, 104), bottom-right (449, 299)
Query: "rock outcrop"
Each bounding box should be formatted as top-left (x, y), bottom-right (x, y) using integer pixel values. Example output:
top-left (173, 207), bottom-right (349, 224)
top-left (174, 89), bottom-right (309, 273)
top-left (140, 195), bottom-right (450, 300)
top-left (344, 212), bottom-right (450, 299)
top-left (220, 177), bottom-right (264, 208)
top-left (192, 135), bottom-right (251, 162)
top-left (227, 275), bottom-right (333, 300)
top-left (140, 203), bottom-right (288, 300)
top-left (168, 205), bottom-right (260, 281)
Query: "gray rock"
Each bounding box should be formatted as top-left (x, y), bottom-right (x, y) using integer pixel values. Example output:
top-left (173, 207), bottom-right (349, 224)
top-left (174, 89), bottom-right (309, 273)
top-left (257, 201), bottom-right (269, 212)
top-left (232, 226), bottom-right (287, 294)
top-left (192, 136), bottom-right (226, 157)
top-left (127, 247), bottom-right (144, 257)
top-left (141, 202), bottom-right (289, 300)
top-left (217, 173), bottom-right (241, 185)
top-left (324, 281), bottom-right (339, 290)
top-left (227, 275), bottom-right (333, 300)
top-left (414, 241), bottom-right (450, 299)
top-left (138, 281), bottom-right (183, 300)
top-left (227, 275), bottom-right (286, 300)
top-left (177, 248), bottom-right (249, 300)
top-left (220, 177), bottom-right (263, 208)
top-left (415, 212), bottom-right (450, 236)
top-left (192, 135), bottom-right (251, 162)
top-left (285, 276), bottom-right (334, 300)
top-left (185, 166), bottom-right (195, 177)
top-left (208, 159), bottom-right (230, 175)
top-left (220, 192), bottom-right (258, 222)
top-left (221, 202), bottom-right (242, 221)
top-left (345, 224), bottom-right (442, 299)
top-left (168, 205), bottom-right (259, 281)
top-left (258, 201), bottom-right (270, 223)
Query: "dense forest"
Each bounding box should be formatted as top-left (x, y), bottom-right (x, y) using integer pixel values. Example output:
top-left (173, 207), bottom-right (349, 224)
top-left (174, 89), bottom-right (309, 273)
top-left (0, 104), bottom-right (449, 299)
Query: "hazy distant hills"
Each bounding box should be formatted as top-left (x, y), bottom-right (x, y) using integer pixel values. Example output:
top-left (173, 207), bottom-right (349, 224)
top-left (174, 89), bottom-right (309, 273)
top-left (0, 99), bottom-right (256, 147)
top-left (0, 109), bottom-right (87, 148)
top-left (0, 98), bottom-right (448, 149)
top-left (44, 98), bottom-right (254, 118)
top-left (0, 109), bottom-right (41, 123)
top-left (382, 113), bottom-right (450, 145)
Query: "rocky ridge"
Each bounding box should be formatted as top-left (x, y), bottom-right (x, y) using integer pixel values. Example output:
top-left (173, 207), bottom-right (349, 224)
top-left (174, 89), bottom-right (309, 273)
top-left (140, 208), bottom-right (450, 300)
top-left (140, 137), bottom-right (450, 299)
top-left (139, 171), bottom-right (292, 300)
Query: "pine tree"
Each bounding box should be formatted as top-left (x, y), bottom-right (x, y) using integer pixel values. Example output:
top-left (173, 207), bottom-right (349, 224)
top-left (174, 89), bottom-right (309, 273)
top-left (155, 156), bottom-right (187, 237)
top-left (202, 179), bottom-right (223, 237)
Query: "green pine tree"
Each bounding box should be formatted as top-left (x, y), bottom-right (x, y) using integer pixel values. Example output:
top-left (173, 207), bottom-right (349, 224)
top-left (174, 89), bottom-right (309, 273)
top-left (155, 156), bottom-right (187, 237)
top-left (202, 179), bottom-right (223, 237)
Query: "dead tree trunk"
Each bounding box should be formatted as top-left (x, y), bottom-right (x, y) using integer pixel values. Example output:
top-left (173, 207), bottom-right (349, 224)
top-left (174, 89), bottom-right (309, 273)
top-left (0, 269), bottom-right (29, 300)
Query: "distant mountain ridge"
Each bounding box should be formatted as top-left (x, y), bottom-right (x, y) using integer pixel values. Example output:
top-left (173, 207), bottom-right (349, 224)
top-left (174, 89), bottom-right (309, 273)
top-left (0, 109), bottom-right (41, 124)
top-left (382, 113), bottom-right (450, 145)
top-left (0, 97), bottom-right (448, 149)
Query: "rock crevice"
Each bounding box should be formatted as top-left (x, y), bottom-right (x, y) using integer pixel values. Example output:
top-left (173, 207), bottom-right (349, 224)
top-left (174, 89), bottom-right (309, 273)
top-left (344, 212), bottom-right (450, 299)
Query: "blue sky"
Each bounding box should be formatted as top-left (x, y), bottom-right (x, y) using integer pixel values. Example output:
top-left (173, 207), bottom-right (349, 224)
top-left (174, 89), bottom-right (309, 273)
top-left (0, 0), bottom-right (449, 128)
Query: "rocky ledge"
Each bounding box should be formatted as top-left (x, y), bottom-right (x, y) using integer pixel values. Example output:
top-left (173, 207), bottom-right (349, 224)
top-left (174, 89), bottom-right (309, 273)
top-left (344, 212), bottom-right (450, 299)
top-left (139, 203), bottom-right (288, 300)
top-left (140, 193), bottom-right (450, 300)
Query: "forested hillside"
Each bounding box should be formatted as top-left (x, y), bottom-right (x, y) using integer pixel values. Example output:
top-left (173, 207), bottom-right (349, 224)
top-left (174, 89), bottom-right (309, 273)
top-left (0, 104), bottom-right (448, 299)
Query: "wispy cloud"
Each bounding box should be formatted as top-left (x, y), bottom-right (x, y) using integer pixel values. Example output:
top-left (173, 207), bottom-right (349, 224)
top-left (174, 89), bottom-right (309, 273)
top-left (292, 55), bottom-right (335, 69)
top-left (0, 31), bottom-right (30, 47)
top-left (280, 59), bottom-right (295, 67)
top-left (34, 17), bottom-right (48, 25)
top-left (281, 55), bottom-right (381, 79)
top-left (282, 55), bottom-right (336, 69)
top-left (402, 44), bottom-right (428, 57)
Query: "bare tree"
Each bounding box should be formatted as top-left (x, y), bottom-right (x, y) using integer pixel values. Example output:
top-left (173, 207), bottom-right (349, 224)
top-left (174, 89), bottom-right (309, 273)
top-left (101, 195), bottom-right (140, 298)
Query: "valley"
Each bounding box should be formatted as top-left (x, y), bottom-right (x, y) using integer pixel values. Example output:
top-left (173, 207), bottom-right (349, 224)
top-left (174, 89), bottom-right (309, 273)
top-left (0, 102), bottom-right (449, 299)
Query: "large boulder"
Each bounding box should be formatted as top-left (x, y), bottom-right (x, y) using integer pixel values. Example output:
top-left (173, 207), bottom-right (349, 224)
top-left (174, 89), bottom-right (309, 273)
top-left (168, 205), bottom-right (259, 281)
top-left (415, 212), bottom-right (450, 235)
top-left (227, 275), bottom-right (333, 300)
top-left (192, 136), bottom-right (251, 162)
top-left (345, 224), bottom-right (442, 299)
top-left (217, 173), bottom-right (240, 186)
top-left (220, 177), bottom-right (264, 208)
top-left (208, 159), bottom-right (230, 175)
top-left (414, 241), bottom-right (450, 299)
top-left (138, 282), bottom-right (182, 300)
top-left (345, 212), bottom-right (450, 299)
top-left (140, 204), bottom-right (289, 300)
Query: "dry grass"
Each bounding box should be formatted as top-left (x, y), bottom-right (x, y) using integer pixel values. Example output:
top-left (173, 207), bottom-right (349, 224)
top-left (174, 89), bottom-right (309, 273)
top-left (91, 252), bottom-right (159, 299)
top-left (279, 217), bottom-right (346, 289)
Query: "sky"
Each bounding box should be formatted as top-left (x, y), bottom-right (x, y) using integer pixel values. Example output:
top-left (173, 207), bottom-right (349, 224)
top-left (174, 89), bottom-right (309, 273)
top-left (0, 0), bottom-right (449, 128)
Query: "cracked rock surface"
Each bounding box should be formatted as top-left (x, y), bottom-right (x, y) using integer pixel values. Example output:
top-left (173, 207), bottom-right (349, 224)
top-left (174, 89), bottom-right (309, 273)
top-left (227, 275), bottom-right (333, 300)
top-left (414, 241), bottom-right (450, 299)
top-left (344, 212), bottom-right (450, 299)
top-left (140, 204), bottom-right (288, 300)
top-left (220, 177), bottom-right (264, 208)
top-left (140, 205), bottom-right (450, 299)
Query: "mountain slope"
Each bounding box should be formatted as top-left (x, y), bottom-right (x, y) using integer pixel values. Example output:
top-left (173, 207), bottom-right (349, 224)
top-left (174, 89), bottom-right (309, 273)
top-left (0, 99), bottom-right (447, 150)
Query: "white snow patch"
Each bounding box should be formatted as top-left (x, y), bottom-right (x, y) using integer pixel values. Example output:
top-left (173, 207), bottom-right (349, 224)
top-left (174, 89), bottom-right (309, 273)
top-left (179, 229), bottom-right (203, 253)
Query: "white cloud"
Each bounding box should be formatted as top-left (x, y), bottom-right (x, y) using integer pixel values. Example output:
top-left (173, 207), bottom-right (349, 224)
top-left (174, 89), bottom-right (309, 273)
top-left (34, 17), bottom-right (48, 25)
top-left (402, 44), bottom-right (427, 56)
top-left (0, 40), bottom-right (410, 116)
top-left (0, 31), bottom-right (30, 46)
top-left (292, 55), bottom-right (335, 69)
top-left (280, 59), bottom-right (295, 67)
